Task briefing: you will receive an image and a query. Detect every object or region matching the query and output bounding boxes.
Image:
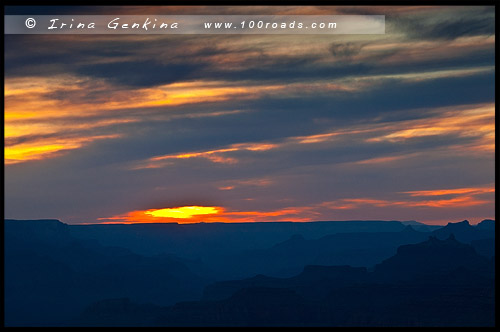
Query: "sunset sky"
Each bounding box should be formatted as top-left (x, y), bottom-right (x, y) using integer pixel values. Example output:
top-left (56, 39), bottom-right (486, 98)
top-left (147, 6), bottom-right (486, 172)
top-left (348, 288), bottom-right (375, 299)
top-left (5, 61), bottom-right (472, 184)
top-left (4, 5), bottom-right (495, 225)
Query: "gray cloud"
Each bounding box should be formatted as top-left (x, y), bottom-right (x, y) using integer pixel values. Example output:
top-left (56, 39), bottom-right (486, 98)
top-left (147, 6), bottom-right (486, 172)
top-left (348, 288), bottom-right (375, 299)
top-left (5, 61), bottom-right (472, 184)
top-left (329, 42), bottom-right (363, 58)
top-left (389, 7), bottom-right (495, 41)
top-left (76, 60), bottom-right (206, 87)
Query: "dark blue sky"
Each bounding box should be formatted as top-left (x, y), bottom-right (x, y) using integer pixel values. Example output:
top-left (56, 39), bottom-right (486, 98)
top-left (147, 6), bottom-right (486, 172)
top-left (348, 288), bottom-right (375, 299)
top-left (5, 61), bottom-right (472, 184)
top-left (4, 5), bottom-right (495, 225)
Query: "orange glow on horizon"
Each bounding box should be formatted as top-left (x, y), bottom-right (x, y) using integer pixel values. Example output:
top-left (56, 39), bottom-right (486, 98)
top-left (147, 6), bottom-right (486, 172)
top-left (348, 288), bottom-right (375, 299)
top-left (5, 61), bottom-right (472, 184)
top-left (98, 205), bottom-right (317, 224)
top-left (95, 187), bottom-right (494, 225)
top-left (99, 205), bottom-right (224, 224)
top-left (145, 206), bottom-right (222, 219)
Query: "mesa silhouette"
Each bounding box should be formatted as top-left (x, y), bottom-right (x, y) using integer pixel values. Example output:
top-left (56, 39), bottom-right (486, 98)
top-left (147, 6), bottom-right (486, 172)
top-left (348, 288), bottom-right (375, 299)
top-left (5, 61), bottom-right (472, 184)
top-left (80, 234), bottom-right (495, 327)
top-left (3, 218), bottom-right (495, 327)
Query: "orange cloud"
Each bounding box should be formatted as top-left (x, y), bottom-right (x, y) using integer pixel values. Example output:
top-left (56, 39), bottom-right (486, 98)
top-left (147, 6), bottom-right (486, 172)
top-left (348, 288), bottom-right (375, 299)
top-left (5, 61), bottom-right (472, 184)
top-left (5, 134), bottom-right (121, 165)
top-left (407, 195), bottom-right (490, 208)
top-left (351, 154), bottom-right (418, 165)
top-left (6, 61), bottom-right (493, 168)
top-left (129, 126), bottom-right (381, 170)
top-left (218, 186), bottom-right (235, 191)
top-left (5, 78), bottom-right (255, 122)
top-left (6, 73), bottom-right (358, 166)
top-left (132, 142), bottom-right (281, 169)
top-left (367, 104), bottom-right (494, 145)
top-left (403, 186), bottom-right (495, 197)
top-left (4, 76), bottom-right (267, 165)
top-left (322, 185), bottom-right (494, 211)
top-left (129, 102), bottom-right (494, 170)
top-left (292, 132), bottom-right (342, 144)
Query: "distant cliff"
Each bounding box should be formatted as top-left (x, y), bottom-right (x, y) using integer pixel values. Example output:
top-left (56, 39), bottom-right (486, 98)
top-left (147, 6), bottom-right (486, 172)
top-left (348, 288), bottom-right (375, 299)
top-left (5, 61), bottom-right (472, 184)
top-left (79, 233), bottom-right (494, 327)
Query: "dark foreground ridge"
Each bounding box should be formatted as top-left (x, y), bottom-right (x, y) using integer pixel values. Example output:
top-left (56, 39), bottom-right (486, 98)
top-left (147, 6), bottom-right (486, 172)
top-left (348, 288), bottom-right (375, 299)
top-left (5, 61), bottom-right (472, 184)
top-left (3, 218), bottom-right (495, 327)
top-left (79, 235), bottom-right (495, 327)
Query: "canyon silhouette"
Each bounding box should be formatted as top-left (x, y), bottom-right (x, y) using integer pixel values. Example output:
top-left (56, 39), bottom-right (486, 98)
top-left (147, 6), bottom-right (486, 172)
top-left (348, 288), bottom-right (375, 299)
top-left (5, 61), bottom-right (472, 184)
top-left (4, 218), bottom-right (495, 327)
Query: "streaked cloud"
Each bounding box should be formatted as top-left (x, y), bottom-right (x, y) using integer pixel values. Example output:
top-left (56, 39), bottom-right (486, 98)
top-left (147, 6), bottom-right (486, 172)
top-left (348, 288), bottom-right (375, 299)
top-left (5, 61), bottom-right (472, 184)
top-left (402, 186), bottom-right (495, 197)
top-left (5, 134), bottom-right (122, 165)
top-left (322, 184), bottom-right (494, 210)
top-left (366, 103), bottom-right (494, 153)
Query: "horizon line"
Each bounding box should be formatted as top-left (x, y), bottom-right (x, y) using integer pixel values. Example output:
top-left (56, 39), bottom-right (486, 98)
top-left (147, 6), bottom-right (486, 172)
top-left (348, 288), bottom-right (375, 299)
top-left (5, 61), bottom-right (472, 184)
top-left (4, 218), bottom-right (495, 227)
